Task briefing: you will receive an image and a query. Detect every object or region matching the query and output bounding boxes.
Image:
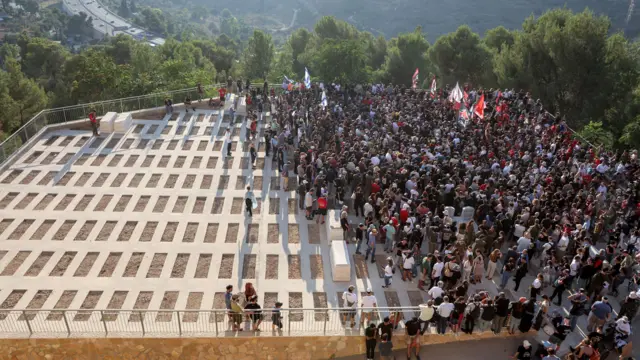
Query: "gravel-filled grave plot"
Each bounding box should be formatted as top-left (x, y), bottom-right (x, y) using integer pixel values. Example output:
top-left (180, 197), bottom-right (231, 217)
top-left (96, 221), bottom-right (117, 241)
top-left (156, 291), bottom-right (179, 321)
top-left (91, 173), bottom-right (110, 187)
top-left (235, 176), bottom-right (247, 190)
top-left (134, 195), bottom-right (150, 212)
top-left (152, 139), bottom-right (164, 150)
top-left (0, 290), bottom-right (27, 319)
top-left (230, 141), bottom-right (237, 151)
top-left (74, 220), bottom-right (97, 241)
top-left (217, 127), bottom-right (227, 136)
top-left (176, 125), bottom-right (186, 135)
top-left (74, 195), bottom-right (94, 211)
top-left (0, 192), bottom-right (18, 209)
top-left (146, 174), bottom-right (161, 188)
top-left (114, 195), bottom-right (132, 212)
top-left (161, 125), bottom-right (172, 135)
top-left (161, 222), bottom-right (178, 242)
top-left (222, 157), bottom-right (233, 170)
top-left (310, 255), bottom-right (324, 279)
top-left (313, 292), bottom-right (329, 321)
top-left (288, 255), bottom-right (302, 279)
top-left (384, 291), bottom-right (401, 307)
top-left (0, 219), bottom-right (14, 237)
top-left (74, 291), bottom-right (103, 321)
top-left (73, 252), bottom-right (99, 277)
top-left (8, 219), bottom-right (34, 240)
top-left (268, 197), bottom-right (280, 214)
top-left (121, 139), bottom-right (134, 149)
top-left (23, 251), bottom-right (54, 276)
top-left (102, 291), bottom-right (128, 321)
top-left (307, 224), bottom-right (321, 244)
top-left (190, 156), bottom-right (202, 168)
top-left (239, 157), bottom-right (250, 170)
top-left (37, 171), bottom-right (56, 186)
top-left (265, 255), bottom-right (279, 279)
top-left (56, 172), bottom-right (75, 186)
top-left (230, 198), bottom-right (243, 214)
top-left (110, 173), bottom-right (127, 187)
top-left (0, 251), bottom-right (31, 276)
top-left (218, 254), bottom-right (234, 279)
top-left (74, 172), bottom-right (93, 187)
top-left (75, 136), bottom-right (90, 147)
top-left (197, 140), bottom-right (207, 151)
top-left (189, 126), bottom-right (200, 136)
top-left (158, 155), bottom-right (171, 168)
top-left (267, 224), bottom-right (279, 244)
top-left (19, 170), bottom-right (40, 185)
top-left (246, 224), bottom-right (259, 243)
top-left (183, 140), bottom-right (194, 150)
top-left (210, 292), bottom-right (226, 322)
top-left (31, 219), bottom-right (55, 240)
top-left (56, 153), bottom-right (74, 165)
top-left (140, 222), bottom-right (158, 242)
top-left (129, 291), bottom-right (153, 322)
top-left (407, 290), bottom-right (424, 307)
top-left (98, 252), bottom-right (123, 277)
top-left (1, 170), bottom-right (23, 184)
top-left (182, 222), bottom-right (198, 243)
top-left (93, 194), bottom-right (113, 211)
top-left (141, 155), bottom-right (155, 167)
top-left (147, 124), bottom-right (159, 135)
top-left (117, 221), bottom-right (138, 241)
top-left (192, 197), bottom-right (206, 214)
top-left (165, 174), bottom-right (179, 189)
top-left (14, 193), bottom-right (38, 210)
top-left (46, 290), bottom-right (77, 320)
top-left (23, 151), bottom-right (43, 164)
top-left (48, 251), bottom-right (77, 276)
top-left (182, 174), bottom-right (196, 189)
top-left (204, 223), bottom-right (218, 243)
top-left (167, 140), bottom-right (179, 150)
top-left (204, 126), bottom-right (213, 136)
top-left (172, 196), bottom-right (188, 213)
top-left (256, 158), bottom-right (265, 169)
top-left (173, 156), bottom-right (186, 168)
top-left (270, 177), bottom-right (280, 191)
top-left (206, 156), bottom-right (218, 169)
top-left (194, 254), bottom-right (212, 278)
top-left (289, 293), bottom-right (303, 321)
top-left (288, 199), bottom-right (298, 215)
top-left (74, 154), bottom-right (90, 166)
top-left (53, 194), bottom-right (76, 211)
top-left (136, 139), bottom-right (150, 149)
top-left (107, 154), bottom-right (124, 167)
top-left (40, 152), bottom-right (59, 165)
top-left (210, 197), bottom-right (224, 214)
top-left (124, 155), bottom-right (140, 167)
top-left (202, 174), bottom-right (215, 188)
top-left (353, 254), bottom-right (369, 279)
top-left (263, 292), bottom-right (278, 313)
top-left (225, 223), bottom-right (239, 243)
top-left (90, 154), bottom-right (107, 166)
top-left (231, 127), bottom-right (240, 137)
top-left (253, 176), bottom-right (263, 190)
top-left (53, 220), bottom-right (76, 240)
top-left (146, 253), bottom-right (167, 278)
top-left (218, 175), bottom-right (229, 190)
top-left (132, 124), bottom-right (145, 134)
top-left (242, 254), bottom-right (257, 279)
top-left (374, 255), bottom-right (388, 277)
top-left (183, 292), bottom-right (204, 322)
top-left (213, 141), bottom-right (223, 151)
top-left (288, 224), bottom-right (300, 244)
top-left (20, 290), bottom-right (52, 321)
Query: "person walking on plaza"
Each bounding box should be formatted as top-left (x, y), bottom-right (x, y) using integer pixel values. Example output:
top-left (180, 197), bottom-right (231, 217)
top-left (364, 323), bottom-right (377, 360)
top-left (342, 285), bottom-right (357, 328)
top-left (89, 109), bottom-right (99, 137)
top-left (587, 296), bottom-right (612, 332)
top-left (365, 228), bottom-right (378, 264)
top-left (382, 256), bottom-right (393, 288)
top-left (244, 295), bottom-right (262, 331)
top-left (282, 161), bottom-right (290, 191)
top-left (249, 143), bottom-right (257, 169)
top-left (245, 186), bottom-right (254, 217)
top-left (361, 288), bottom-right (378, 326)
top-left (224, 285), bottom-right (234, 324)
top-left (355, 223), bottom-right (366, 255)
top-left (567, 288), bottom-right (588, 331)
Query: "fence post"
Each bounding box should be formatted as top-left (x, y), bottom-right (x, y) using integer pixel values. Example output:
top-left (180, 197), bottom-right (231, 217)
top-left (214, 311), bottom-right (218, 336)
top-left (138, 97), bottom-right (141, 110)
top-left (177, 311), bottom-right (182, 336)
top-left (63, 109), bottom-right (67, 123)
top-left (22, 311), bottom-right (33, 336)
top-left (100, 310), bottom-right (108, 336)
top-left (288, 310), bottom-right (291, 336)
top-left (139, 311), bottom-right (145, 336)
top-left (62, 310), bottom-right (71, 337)
top-left (1, 145), bottom-right (5, 163)
top-left (120, 99), bottom-right (124, 113)
top-left (323, 310), bottom-right (328, 335)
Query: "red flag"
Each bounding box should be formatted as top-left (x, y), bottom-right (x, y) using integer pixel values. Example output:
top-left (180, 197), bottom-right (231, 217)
top-left (429, 76), bottom-right (437, 97)
top-left (496, 91), bottom-right (502, 104)
top-left (411, 68), bottom-right (419, 89)
top-left (474, 94), bottom-right (485, 119)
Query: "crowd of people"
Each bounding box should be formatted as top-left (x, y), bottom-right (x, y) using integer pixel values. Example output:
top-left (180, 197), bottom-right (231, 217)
top-left (213, 78), bottom-right (640, 359)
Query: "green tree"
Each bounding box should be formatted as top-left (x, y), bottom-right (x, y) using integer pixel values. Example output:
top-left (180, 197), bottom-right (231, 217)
top-left (383, 27), bottom-right (430, 85)
top-left (67, 12), bottom-right (93, 36)
top-left (129, 0), bottom-right (137, 13)
top-left (311, 38), bottom-right (368, 84)
top-left (367, 34), bottom-right (388, 71)
top-left (0, 59), bottom-right (48, 134)
top-left (118, 0), bottom-right (130, 18)
top-left (619, 116), bottom-right (640, 149)
top-left (578, 121), bottom-right (615, 149)
top-left (19, 37), bottom-right (69, 89)
top-left (243, 29), bottom-right (274, 80)
top-left (483, 26), bottom-right (514, 53)
top-left (289, 28), bottom-right (311, 77)
top-left (136, 8), bottom-right (167, 35)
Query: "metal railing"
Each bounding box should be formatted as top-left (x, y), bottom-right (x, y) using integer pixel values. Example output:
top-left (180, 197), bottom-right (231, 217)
top-left (0, 307), bottom-right (419, 338)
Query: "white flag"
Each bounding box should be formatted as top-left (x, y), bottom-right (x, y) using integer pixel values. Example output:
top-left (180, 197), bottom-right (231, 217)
top-left (304, 67), bottom-right (311, 89)
top-left (448, 82), bottom-right (463, 103)
top-left (321, 90), bottom-right (327, 109)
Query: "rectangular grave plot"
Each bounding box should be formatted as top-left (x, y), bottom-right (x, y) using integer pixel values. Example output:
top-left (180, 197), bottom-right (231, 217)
top-left (146, 124), bottom-right (159, 135)
top-left (93, 194), bottom-right (113, 211)
top-left (23, 151), bottom-right (43, 164)
top-left (211, 197), bottom-right (223, 214)
top-left (196, 114), bottom-right (205, 123)
top-left (217, 127), bottom-right (227, 137)
top-left (74, 291), bottom-right (103, 321)
top-left (213, 141), bottom-right (223, 151)
top-left (75, 136), bottom-right (90, 147)
top-left (267, 224), bottom-right (279, 244)
top-left (46, 290), bottom-right (77, 320)
top-left (129, 291), bottom-right (153, 322)
top-left (191, 196), bottom-right (205, 214)
top-left (172, 196), bottom-right (188, 213)
top-left (169, 112), bottom-right (179, 121)
top-left (210, 292), bottom-right (226, 322)
top-left (270, 177), bottom-right (280, 191)
top-left (161, 222), bottom-right (178, 242)
top-left (49, 251), bottom-right (76, 276)
top-left (190, 156), bottom-right (202, 169)
top-left (133, 195), bottom-right (150, 212)
top-left (105, 137), bottom-right (121, 149)
top-left (230, 141), bottom-right (237, 151)
top-left (288, 255), bottom-right (302, 279)
top-left (0, 251), bottom-right (31, 276)
top-left (31, 220), bottom-right (55, 240)
top-left (173, 156), bottom-right (186, 168)
top-left (182, 222), bottom-right (198, 243)
top-left (55, 153), bottom-right (74, 165)
top-left (201, 175), bottom-right (213, 189)
top-left (194, 254), bottom-right (212, 279)
top-left (204, 126), bottom-right (213, 136)
top-left (183, 292), bottom-right (203, 322)
top-left (222, 157), bottom-right (233, 170)
top-left (240, 157), bottom-right (250, 170)
top-left (289, 293), bottom-right (303, 321)
top-left (123, 155), bottom-right (139, 167)
top-left (384, 291), bottom-right (401, 308)
top-left (235, 176), bottom-right (248, 190)
top-left (40, 152), bottom-right (59, 165)
top-left (122, 252), bottom-right (144, 277)
top-left (265, 254), bottom-right (279, 279)
top-left (107, 154), bottom-right (124, 167)
top-left (206, 157), bottom-right (218, 169)
top-left (218, 254), bottom-right (234, 279)
top-left (165, 174), bottom-right (179, 189)
top-left (8, 219), bottom-right (34, 240)
top-left (141, 155), bottom-right (155, 167)
top-left (56, 171), bottom-right (75, 186)
top-left (20, 170), bottom-right (41, 185)
top-left (204, 223), bottom-right (218, 243)
top-left (225, 224), bottom-right (239, 243)
top-left (24, 251), bottom-right (54, 276)
top-left (197, 140), bottom-right (207, 151)
top-left (153, 196), bottom-right (169, 212)
top-left (14, 193), bottom-right (38, 210)
top-left (255, 158), bottom-right (265, 169)
top-left (307, 224), bottom-right (321, 244)
top-left (128, 173), bottom-right (145, 188)
top-left (246, 224), bottom-right (259, 244)
top-left (231, 127), bottom-right (240, 137)
top-left (98, 252), bottom-right (123, 277)
top-left (114, 195), bottom-right (132, 212)
top-left (288, 199), bottom-right (298, 215)
top-left (20, 290), bottom-right (52, 321)
top-left (53, 220), bottom-right (76, 240)
top-left (250, 176), bottom-right (262, 191)
top-left (96, 221), bottom-right (117, 241)
top-left (60, 136), bottom-right (74, 146)
top-left (353, 254), bottom-right (369, 279)
top-left (158, 155), bottom-right (170, 168)
top-left (136, 139), bottom-right (150, 150)
top-left (242, 254), bottom-right (256, 279)
top-left (73, 252), bottom-right (99, 277)
top-left (156, 291), bottom-right (179, 322)
top-left (0, 219), bottom-right (14, 236)
top-left (176, 125), bottom-right (186, 135)
top-left (102, 291), bottom-right (128, 321)
top-left (121, 139), bottom-right (134, 149)
top-left (74, 220), bottom-right (97, 241)
top-left (91, 173), bottom-right (110, 187)
top-left (310, 255), bottom-right (324, 279)
top-left (74, 172), bottom-right (92, 187)
top-left (263, 292), bottom-right (279, 313)
top-left (146, 253), bottom-right (167, 278)
top-left (408, 290), bottom-right (424, 307)
top-left (375, 255), bottom-right (388, 278)
top-left (288, 224), bottom-right (300, 244)
top-left (167, 140), bottom-right (179, 150)
top-left (132, 124), bottom-right (144, 134)
top-left (161, 125), bottom-right (172, 135)
top-left (1, 170), bottom-right (22, 184)
top-left (140, 222), bottom-right (158, 242)
top-left (313, 292), bottom-right (329, 321)
top-left (117, 221), bottom-right (137, 242)
top-left (152, 139), bottom-right (164, 150)
top-left (54, 194), bottom-right (76, 211)
top-left (146, 174), bottom-right (161, 188)
top-left (74, 154), bottom-right (90, 166)
top-left (90, 154), bottom-right (107, 166)
top-left (230, 198), bottom-right (243, 214)
top-left (110, 173), bottom-right (127, 187)
top-left (189, 126), bottom-right (200, 136)
top-left (170, 254), bottom-right (190, 278)
top-left (37, 171), bottom-right (56, 186)
top-left (218, 175), bottom-right (229, 190)
top-left (269, 198), bottom-right (280, 215)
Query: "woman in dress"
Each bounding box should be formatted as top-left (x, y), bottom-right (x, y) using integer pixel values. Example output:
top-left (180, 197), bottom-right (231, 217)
top-left (462, 255), bottom-right (473, 284)
top-left (244, 283), bottom-right (257, 303)
top-left (472, 250), bottom-right (484, 283)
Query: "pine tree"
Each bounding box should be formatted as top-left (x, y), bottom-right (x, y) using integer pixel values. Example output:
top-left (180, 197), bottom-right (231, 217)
top-left (118, 0), bottom-right (130, 18)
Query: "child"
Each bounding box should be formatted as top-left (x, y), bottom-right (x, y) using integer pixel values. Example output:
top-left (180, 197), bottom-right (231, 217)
top-left (272, 302), bottom-right (283, 331)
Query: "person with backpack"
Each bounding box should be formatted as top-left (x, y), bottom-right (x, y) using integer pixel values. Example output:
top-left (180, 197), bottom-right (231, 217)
top-left (478, 299), bottom-right (496, 332)
top-left (462, 296), bottom-right (481, 334)
top-left (568, 288), bottom-right (589, 331)
top-left (508, 297), bottom-right (525, 335)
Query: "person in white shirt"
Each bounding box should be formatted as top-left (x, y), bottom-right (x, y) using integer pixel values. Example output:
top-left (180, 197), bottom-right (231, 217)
top-left (436, 296), bottom-right (454, 334)
top-left (418, 300), bottom-right (435, 335)
top-left (517, 232), bottom-right (532, 253)
top-left (530, 274), bottom-right (543, 299)
top-left (431, 258), bottom-right (444, 285)
top-left (360, 288), bottom-right (378, 326)
top-left (304, 190), bottom-right (314, 219)
top-left (382, 257), bottom-right (394, 288)
top-left (557, 232), bottom-right (570, 259)
top-left (342, 285), bottom-right (358, 327)
top-left (428, 281), bottom-right (445, 300)
top-left (402, 253), bottom-right (415, 282)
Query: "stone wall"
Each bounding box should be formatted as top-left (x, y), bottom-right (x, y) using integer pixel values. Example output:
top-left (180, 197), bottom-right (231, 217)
top-left (0, 332), bottom-right (524, 360)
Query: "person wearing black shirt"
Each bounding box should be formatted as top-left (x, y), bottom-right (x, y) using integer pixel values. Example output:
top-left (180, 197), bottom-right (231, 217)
top-left (244, 296), bottom-right (262, 331)
top-left (493, 293), bottom-right (510, 334)
top-left (364, 323), bottom-right (377, 360)
top-left (377, 317), bottom-right (394, 341)
top-left (549, 316), bottom-right (571, 345)
top-left (405, 317), bottom-right (421, 360)
top-left (513, 340), bottom-right (532, 360)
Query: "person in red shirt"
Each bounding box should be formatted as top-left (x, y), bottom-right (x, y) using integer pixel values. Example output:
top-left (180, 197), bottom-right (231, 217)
top-left (317, 196), bottom-right (327, 224)
top-left (371, 181), bottom-right (381, 194)
top-left (399, 207), bottom-right (409, 224)
top-left (219, 87), bottom-right (227, 103)
top-left (88, 109), bottom-right (98, 136)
